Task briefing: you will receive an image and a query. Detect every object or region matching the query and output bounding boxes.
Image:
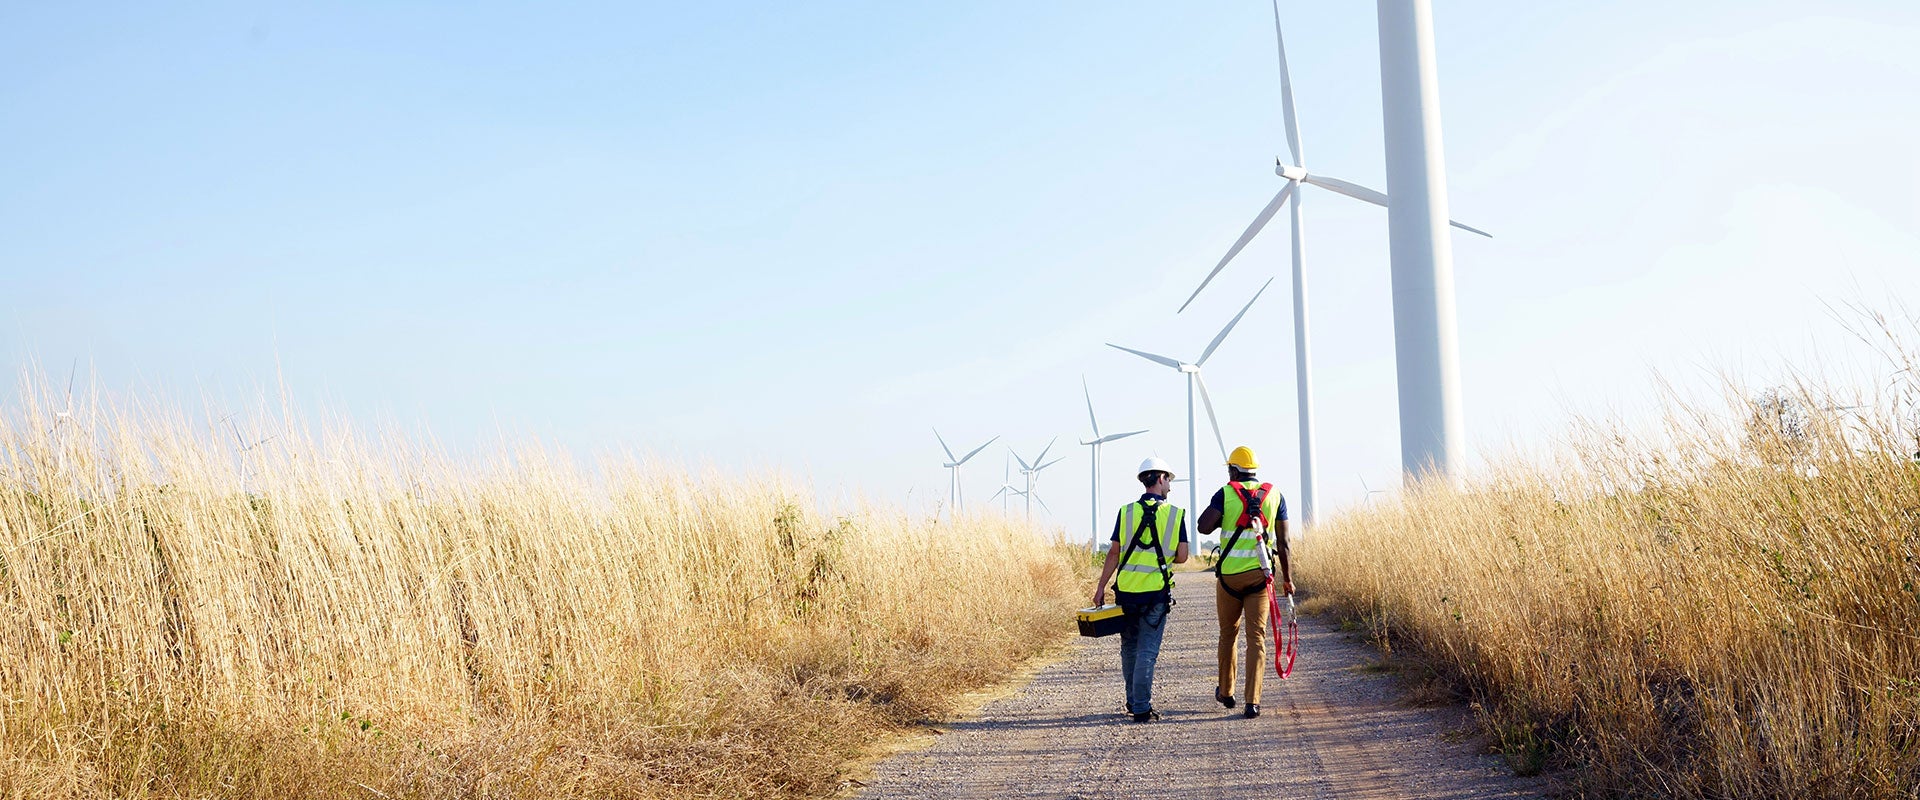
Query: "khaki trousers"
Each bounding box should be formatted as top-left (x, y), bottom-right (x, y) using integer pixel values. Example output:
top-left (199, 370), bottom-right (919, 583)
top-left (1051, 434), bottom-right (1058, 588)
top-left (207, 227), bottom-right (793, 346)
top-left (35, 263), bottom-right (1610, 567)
top-left (1215, 569), bottom-right (1271, 704)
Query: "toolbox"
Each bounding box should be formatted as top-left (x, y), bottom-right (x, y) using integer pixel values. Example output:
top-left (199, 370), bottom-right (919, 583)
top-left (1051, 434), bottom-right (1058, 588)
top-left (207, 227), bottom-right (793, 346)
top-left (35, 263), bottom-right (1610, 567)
top-left (1076, 604), bottom-right (1126, 638)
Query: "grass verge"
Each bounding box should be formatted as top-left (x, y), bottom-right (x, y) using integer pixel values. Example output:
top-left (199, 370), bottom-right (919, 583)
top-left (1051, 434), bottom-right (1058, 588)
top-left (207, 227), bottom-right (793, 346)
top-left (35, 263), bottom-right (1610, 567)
top-left (0, 385), bottom-right (1086, 799)
top-left (1301, 316), bottom-right (1920, 798)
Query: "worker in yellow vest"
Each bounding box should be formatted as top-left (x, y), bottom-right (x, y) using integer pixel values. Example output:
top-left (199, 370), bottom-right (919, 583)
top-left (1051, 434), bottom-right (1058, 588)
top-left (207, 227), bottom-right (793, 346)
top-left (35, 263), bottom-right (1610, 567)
top-left (1090, 457), bottom-right (1191, 722)
top-left (1197, 445), bottom-right (1292, 719)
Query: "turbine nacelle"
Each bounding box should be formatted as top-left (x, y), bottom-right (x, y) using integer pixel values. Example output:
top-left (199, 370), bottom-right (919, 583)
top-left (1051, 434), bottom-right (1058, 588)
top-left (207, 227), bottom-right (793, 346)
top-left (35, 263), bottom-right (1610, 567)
top-left (1275, 163), bottom-right (1308, 182)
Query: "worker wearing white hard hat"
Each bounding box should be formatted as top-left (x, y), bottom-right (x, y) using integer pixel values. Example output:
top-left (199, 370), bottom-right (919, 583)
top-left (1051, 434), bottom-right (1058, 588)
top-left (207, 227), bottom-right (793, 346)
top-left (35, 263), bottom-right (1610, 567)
top-left (1089, 456), bottom-right (1191, 722)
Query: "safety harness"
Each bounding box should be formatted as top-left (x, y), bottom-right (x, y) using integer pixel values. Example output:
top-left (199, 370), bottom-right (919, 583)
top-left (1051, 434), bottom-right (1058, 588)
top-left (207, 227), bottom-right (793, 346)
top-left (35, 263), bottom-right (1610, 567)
top-left (1114, 500), bottom-right (1176, 607)
top-left (1214, 482), bottom-right (1273, 600)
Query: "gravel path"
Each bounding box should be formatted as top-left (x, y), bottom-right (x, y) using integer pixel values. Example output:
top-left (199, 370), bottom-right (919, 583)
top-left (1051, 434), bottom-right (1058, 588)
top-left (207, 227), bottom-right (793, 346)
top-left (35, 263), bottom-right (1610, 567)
top-left (853, 579), bottom-right (1547, 799)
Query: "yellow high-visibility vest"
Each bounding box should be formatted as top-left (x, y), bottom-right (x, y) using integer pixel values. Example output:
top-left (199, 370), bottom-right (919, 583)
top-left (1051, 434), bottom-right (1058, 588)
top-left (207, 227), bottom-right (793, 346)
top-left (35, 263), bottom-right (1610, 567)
top-left (1115, 499), bottom-right (1184, 595)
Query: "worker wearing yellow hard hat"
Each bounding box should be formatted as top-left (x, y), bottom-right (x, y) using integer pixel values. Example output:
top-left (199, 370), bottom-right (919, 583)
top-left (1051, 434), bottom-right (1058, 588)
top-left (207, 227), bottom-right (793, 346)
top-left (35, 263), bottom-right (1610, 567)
top-left (1197, 445), bottom-right (1292, 718)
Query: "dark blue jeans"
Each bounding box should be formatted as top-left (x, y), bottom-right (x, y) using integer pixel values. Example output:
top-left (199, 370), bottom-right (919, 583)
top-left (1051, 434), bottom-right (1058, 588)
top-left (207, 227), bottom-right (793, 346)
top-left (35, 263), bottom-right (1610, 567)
top-left (1118, 600), bottom-right (1170, 715)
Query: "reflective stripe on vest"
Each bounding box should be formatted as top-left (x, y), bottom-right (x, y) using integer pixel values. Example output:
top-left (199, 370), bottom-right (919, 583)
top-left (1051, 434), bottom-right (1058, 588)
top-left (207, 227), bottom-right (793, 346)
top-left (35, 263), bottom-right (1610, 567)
top-left (1115, 500), bottom-right (1183, 594)
top-left (1217, 481), bottom-right (1281, 576)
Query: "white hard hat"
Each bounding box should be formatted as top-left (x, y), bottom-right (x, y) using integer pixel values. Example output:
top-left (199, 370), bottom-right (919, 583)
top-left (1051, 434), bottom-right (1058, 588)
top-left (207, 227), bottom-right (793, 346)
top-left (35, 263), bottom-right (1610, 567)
top-left (1136, 456), bottom-right (1175, 480)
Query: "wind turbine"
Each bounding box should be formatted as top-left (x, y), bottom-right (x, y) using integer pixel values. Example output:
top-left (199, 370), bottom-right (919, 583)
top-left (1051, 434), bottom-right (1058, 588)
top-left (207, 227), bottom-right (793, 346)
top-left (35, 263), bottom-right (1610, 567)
top-left (49, 361), bottom-right (77, 477)
top-left (933, 429), bottom-right (998, 517)
top-left (1177, 1), bottom-right (1489, 527)
top-left (1010, 439), bottom-right (1066, 522)
top-left (1110, 278), bottom-right (1274, 531)
top-left (1360, 474), bottom-right (1387, 506)
top-left (989, 454), bottom-right (1026, 514)
top-left (54, 360), bottom-right (76, 426)
top-left (1080, 376), bottom-right (1147, 550)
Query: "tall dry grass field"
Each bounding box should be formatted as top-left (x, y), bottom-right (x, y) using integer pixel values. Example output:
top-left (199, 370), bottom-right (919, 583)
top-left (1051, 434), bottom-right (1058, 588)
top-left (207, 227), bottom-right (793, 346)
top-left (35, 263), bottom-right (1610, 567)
top-left (1304, 324), bottom-right (1920, 798)
top-left (0, 385), bottom-right (1084, 799)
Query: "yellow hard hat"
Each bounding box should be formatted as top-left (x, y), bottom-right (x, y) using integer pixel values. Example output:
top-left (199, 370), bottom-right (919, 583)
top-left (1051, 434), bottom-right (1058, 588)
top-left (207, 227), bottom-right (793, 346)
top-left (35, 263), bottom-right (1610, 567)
top-left (1226, 446), bottom-right (1259, 470)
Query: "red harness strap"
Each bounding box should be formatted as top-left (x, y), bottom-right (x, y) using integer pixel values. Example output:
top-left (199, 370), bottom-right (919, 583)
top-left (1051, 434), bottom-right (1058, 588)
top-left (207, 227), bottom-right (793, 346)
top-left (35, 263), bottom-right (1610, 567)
top-left (1229, 482), bottom-right (1273, 531)
top-left (1267, 578), bottom-right (1298, 679)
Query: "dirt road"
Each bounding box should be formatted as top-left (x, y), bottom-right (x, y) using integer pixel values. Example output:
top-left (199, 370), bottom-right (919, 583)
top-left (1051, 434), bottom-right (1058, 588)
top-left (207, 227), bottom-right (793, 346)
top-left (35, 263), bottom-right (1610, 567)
top-left (854, 579), bottom-right (1546, 799)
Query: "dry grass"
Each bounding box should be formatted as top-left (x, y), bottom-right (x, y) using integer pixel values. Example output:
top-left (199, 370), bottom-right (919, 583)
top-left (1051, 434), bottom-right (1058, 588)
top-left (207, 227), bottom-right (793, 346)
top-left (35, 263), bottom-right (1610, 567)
top-left (1303, 317), bottom-right (1920, 798)
top-left (0, 384), bottom-right (1085, 799)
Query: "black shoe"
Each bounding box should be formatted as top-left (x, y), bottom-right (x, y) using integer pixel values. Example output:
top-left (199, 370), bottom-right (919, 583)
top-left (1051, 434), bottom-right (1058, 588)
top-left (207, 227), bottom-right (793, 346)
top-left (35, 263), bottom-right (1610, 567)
top-left (1244, 703), bottom-right (1261, 719)
top-left (1215, 687), bottom-right (1237, 709)
top-left (1131, 710), bottom-right (1161, 723)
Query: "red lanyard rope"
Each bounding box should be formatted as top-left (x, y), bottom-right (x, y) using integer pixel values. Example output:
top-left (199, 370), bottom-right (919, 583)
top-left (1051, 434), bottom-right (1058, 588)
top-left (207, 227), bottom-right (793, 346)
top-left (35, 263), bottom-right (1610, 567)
top-left (1266, 575), bottom-right (1298, 679)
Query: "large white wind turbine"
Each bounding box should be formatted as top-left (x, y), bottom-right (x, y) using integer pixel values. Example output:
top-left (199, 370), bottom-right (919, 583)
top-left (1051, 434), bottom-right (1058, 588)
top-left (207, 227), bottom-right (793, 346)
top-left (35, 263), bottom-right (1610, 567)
top-left (1010, 439), bottom-right (1066, 522)
top-left (1110, 278), bottom-right (1273, 530)
top-left (1177, 0), bottom-right (1490, 526)
top-left (1080, 377), bottom-right (1147, 550)
top-left (933, 429), bottom-right (998, 516)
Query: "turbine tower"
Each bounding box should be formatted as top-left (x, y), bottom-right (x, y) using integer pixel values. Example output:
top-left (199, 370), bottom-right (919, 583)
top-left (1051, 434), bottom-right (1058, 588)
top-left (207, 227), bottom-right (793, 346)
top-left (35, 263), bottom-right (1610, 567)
top-left (1010, 439), bottom-right (1066, 522)
top-left (1080, 376), bottom-right (1148, 550)
top-left (1178, 0), bottom-right (1488, 525)
top-left (1109, 278), bottom-right (1273, 529)
top-left (933, 429), bottom-right (998, 517)
top-left (1378, 0), bottom-right (1473, 482)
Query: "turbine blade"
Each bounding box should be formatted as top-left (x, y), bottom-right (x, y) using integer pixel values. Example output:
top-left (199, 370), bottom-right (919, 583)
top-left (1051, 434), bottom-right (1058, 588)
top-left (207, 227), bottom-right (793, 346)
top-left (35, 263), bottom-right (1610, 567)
top-left (1095, 429), bottom-right (1149, 445)
top-left (1305, 173), bottom-right (1492, 236)
top-left (1037, 456), bottom-right (1067, 472)
top-left (956, 435), bottom-right (1000, 466)
top-left (1194, 372), bottom-right (1228, 463)
top-left (1107, 343), bottom-right (1184, 370)
top-left (1034, 436), bottom-right (1057, 466)
top-left (1010, 446), bottom-right (1034, 473)
top-left (1177, 183), bottom-right (1295, 314)
top-left (1034, 494), bottom-right (1053, 514)
top-left (1449, 219), bottom-right (1495, 238)
top-left (1198, 277), bottom-right (1274, 366)
top-left (1082, 376), bottom-right (1101, 438)
top-left (1271, 0), bottom-right (1301, 166)
top-left (933, 427), bottom-right (956, 461)
top-left (1303, 174), bottom-right (1389, 207)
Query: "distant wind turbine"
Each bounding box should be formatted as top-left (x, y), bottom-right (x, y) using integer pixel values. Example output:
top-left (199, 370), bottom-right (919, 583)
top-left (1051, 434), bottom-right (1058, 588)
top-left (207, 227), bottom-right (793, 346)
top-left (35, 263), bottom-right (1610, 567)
top-left (49, 360), bottom-right (77, 477)
top-left (1177, 1), bottom-right (1489, 527)
top-left (1010, 438), bottom-right (1066, 522)
top-left (989, 453), bottom-right (1027, 514)
top-left (1360, 474), bottom-right (1387, 506)
top-left (1110, 278), bottom-right (1274, 529)
top-left (933, 429), bottom-right (998, 517)
top-left (1080, 376), bottom-right (1147, 550)
top-left (54, 360), bottom-right (75, 426)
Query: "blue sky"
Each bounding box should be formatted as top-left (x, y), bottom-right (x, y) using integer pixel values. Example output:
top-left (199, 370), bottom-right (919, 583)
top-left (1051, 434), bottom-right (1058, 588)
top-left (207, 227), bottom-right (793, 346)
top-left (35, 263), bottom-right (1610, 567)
top-left (5, 1), bottom-right (1919, 539)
